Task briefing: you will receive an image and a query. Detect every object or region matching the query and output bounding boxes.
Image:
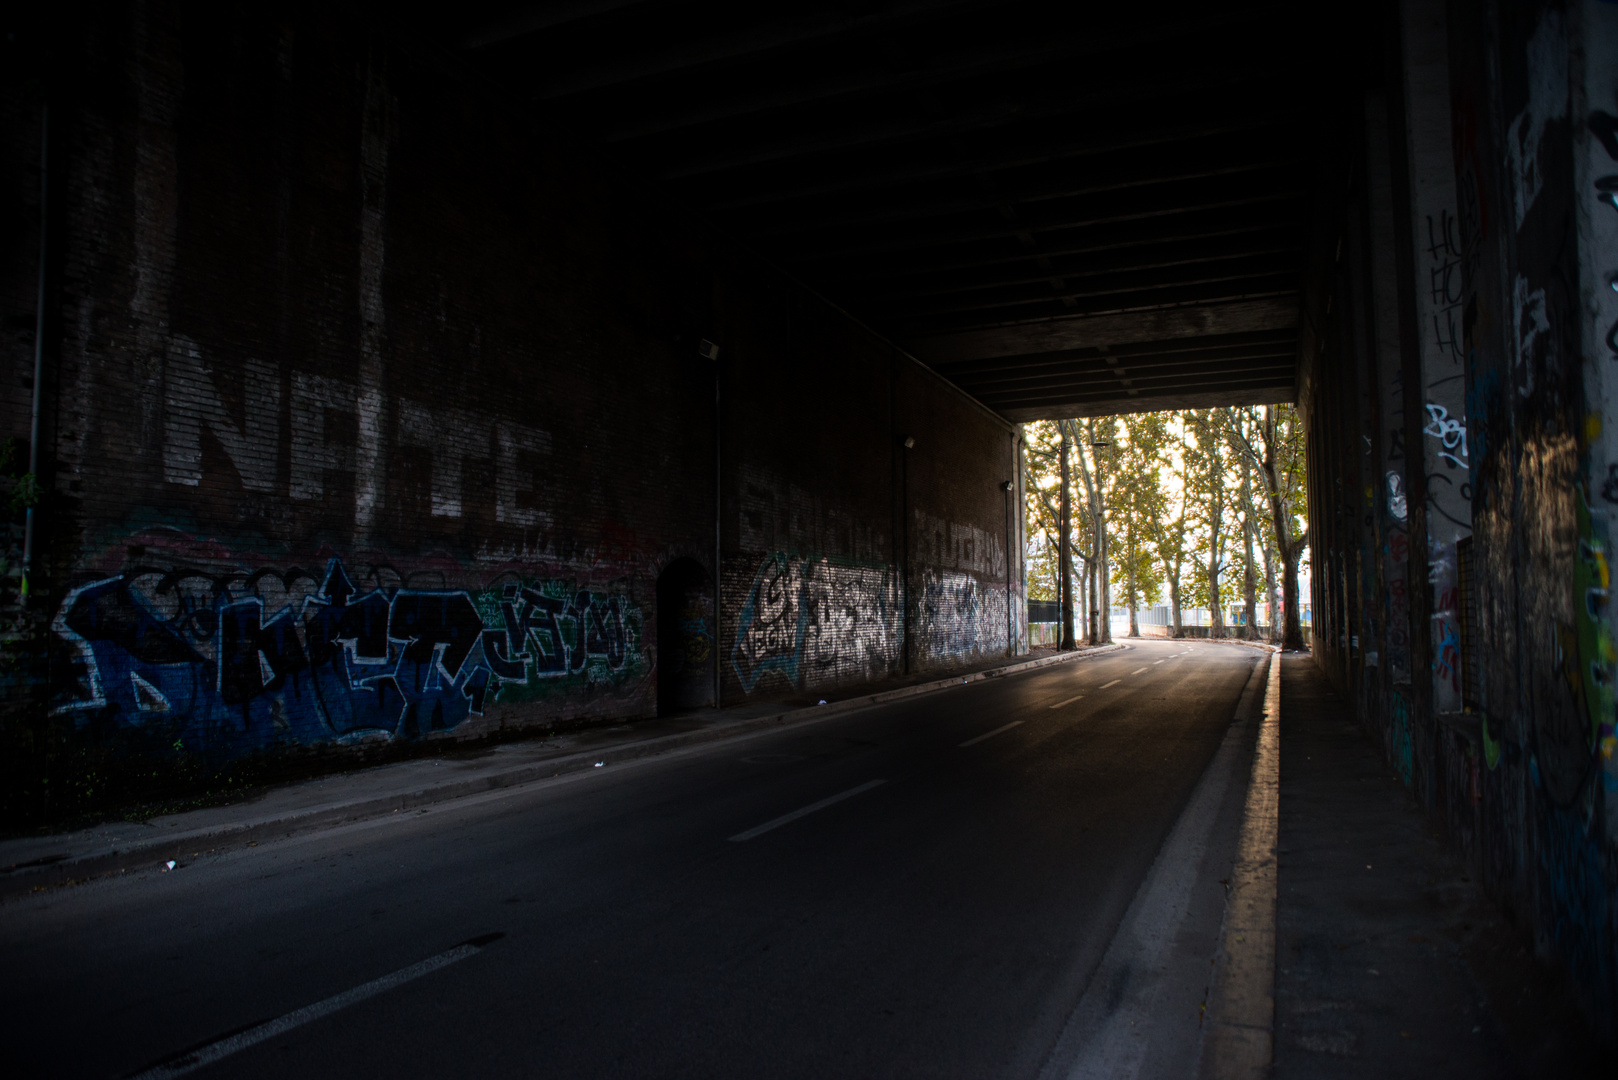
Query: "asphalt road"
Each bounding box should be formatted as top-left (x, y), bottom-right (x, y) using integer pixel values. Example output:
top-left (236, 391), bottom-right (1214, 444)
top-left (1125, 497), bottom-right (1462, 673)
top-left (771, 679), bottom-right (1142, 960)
top-left (3, 639), bottom-right (1264, 1079)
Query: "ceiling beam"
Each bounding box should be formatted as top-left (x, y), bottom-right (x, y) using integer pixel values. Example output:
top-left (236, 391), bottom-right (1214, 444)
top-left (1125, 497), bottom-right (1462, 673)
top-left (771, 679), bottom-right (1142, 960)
top-left (998, 382), bottom-right (1296, 422)
top-left (521, 0), bottom-right (997, 101)
top-left (694, 111), bottom-right (1301, 212)
top-left (594, 11), bottom-right (1271, 141)
top-left (880, 262), bottom-right (1298, 322)
top-left (990, 368), bottom-right (1297, 406)
top-left (946, 351), bottom-right (1296, 392)
top-left (888, 279), bottom-right (1299, 336)
top-left (909, 297), bottom-right (1301, 362)
top-left (862, 240), bottom-right (1302, 305)
top-left (654, 68), bottom-right (1287, 182)
top-left (773, 191), bottom-right (1301, 263)
top-left (740, 150), bottom-right (1303, 237)
top-left (460, 0), bottom-right (667, 49)
top-left (816, 213), bottom-right (1299, 281)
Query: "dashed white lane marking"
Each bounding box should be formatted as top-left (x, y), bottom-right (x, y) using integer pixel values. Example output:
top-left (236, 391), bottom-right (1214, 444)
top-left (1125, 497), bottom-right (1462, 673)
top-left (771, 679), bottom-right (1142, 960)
top-left (729, 779), bottom-right (887, 842)
top-left (1131, 667), bottom-right (1148, 675)
top-left (959, 720), bottom-right (1024, 747)
top-left (129, 935), bottom-right (503, 1079)
top-left (1048, 694), bottom-right (1086, 710)
top-left (1153, 660), bottom-right (1164, 665)
top-left (1099, 679), bottom-right (1122, 689)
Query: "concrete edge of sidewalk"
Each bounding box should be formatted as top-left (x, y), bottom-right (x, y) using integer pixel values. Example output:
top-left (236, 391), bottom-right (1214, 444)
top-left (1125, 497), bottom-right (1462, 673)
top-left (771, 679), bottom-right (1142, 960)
top-left (1198, 649), bottom-right (1281, 1078)
top-left (0, 642), bottom-right (1126, 900)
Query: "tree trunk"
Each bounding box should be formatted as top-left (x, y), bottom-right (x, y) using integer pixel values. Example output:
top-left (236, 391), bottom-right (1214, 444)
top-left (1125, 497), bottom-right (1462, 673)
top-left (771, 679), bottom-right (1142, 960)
top-left (1242, 476), bottom-right (1255, 637)
top-left (1207, 423), bottom-right (1225, 639)
top-left (1100, 509), bottom-right (1112, 644)
top-left (1059, 428), bottom-right (1074, 650)
top-left (1264, 541), bottom-right (1280, 643)
top-left (1251, 406), bottom-right (1306, 650)
top-left (1169, 576), bottom-right (1183, 637)
top-left (1074, 549), bottom-right (1087, 641)
top-left (1086, 544), bottom-right (1098, 646)
top-left (1281, 547), bottom-right (1304, 650)
top-left (1047, 532), bottom-right (1059, 601)
top-left (1127, 531), bottom-right (1140, 638)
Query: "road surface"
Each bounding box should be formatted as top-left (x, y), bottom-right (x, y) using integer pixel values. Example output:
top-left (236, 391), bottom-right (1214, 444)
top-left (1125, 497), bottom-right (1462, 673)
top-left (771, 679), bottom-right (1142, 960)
top-left (3, 638), bottom-right (1265, 1079)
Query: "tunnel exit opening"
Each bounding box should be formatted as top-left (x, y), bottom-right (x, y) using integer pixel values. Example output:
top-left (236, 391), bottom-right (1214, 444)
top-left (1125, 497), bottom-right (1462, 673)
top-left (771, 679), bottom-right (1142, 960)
top-left (656, 558), bottom-right (715, 716)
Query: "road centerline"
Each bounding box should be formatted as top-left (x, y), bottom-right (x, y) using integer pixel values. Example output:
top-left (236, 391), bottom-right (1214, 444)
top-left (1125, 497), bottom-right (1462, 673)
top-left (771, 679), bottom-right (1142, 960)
top-left (729, 779), bottom-right (888, 842)
top-left (1099, 679), bottom-right (1122, 689)
top-left (1131, 667), bottom-right (1148, 675)
top-left (1048, 694), bottom-right (1085, 710)
top-left (958, 721), bottom-right (1024, 747)
top-left (127, 934), bottom-right (503, 1080)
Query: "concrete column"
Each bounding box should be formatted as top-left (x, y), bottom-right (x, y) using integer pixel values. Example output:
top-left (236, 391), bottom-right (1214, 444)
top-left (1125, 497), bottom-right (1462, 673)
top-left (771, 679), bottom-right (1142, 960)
top-left (1364, 93), bottom-right (1417, 689)
top-left (1400, 0), bottom-right (1470, 714)
top-left (1572, 0), bottom-right (1618, 837)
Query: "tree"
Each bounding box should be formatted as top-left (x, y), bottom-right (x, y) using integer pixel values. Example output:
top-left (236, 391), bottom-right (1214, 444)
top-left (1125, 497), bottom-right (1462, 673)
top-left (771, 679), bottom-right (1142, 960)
top-left (1068, 417), bottom-right (1114, 645)
top-left (1226, 410), bottom-right (1262, 640)
top-left (1021, 422), bottom-right (1072, 626)
top-left (1024, 420), bottom-right (1081, 648)
top-left (1228, 404), bottom-right (1310, 649)
top-left (1023, 405), bottom-right (1309, 652)
top-left (1113, 413), bottom-right (1170, 636)
top-left (1058, 422), bottom-right (1076, 649)
top-left (1146, 420), bottom-right (1194, 637)
top-left (1183, 410), bottom-right (1231, 638)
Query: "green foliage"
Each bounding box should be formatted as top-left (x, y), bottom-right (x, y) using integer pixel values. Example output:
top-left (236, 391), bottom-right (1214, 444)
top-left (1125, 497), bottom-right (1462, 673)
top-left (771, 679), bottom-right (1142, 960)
top-left (1020, 405), bottom-right (1310, 631)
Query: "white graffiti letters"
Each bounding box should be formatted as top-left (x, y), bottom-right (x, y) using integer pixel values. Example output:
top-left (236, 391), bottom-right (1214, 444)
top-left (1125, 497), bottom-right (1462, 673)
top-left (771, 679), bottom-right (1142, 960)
top-left (1423, 403), bottom-right (1469, 469)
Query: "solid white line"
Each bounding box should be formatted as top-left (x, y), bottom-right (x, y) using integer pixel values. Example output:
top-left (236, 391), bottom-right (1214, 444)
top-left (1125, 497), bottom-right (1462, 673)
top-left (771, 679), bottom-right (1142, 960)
top-left (129, 938), bottom-right (498, 1079)
top-left (1131, 667), bottom-right (1147, 675)
top-left (1099, 679), bottom-right (1121, 689)
top-left (728, 779), bottom-right (887, 842)
top-left (1048, 694), bottom-right (1085, 710)
top-left (958, 720), bottom-right (1024, 747)
top-left (1039, 659), bottom-right (1265, 1080)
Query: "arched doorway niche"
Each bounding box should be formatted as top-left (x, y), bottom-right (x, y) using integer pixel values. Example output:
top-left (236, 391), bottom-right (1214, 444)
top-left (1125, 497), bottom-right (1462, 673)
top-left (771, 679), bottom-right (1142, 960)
top-left (656, 558), bottom-right (714, 715)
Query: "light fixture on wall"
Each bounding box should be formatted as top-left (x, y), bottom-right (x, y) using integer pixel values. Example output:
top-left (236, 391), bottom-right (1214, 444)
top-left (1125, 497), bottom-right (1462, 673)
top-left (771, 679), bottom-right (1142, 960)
top-left (902, 435), bottom-right (915, 449)
top-left (698, 339), bottom-right (720, 360)
top-left (1000, 481), bottom-right (1012, 491)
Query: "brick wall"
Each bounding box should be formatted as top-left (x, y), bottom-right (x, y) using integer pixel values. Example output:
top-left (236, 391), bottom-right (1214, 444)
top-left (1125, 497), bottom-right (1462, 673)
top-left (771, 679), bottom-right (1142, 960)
top-left (1, 3), bottom-right (1022, 762)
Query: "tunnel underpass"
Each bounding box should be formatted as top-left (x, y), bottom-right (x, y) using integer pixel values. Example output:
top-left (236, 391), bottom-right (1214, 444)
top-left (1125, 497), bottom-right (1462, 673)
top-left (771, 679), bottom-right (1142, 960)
top-left (1, 0), bottom-right (1616, 1073)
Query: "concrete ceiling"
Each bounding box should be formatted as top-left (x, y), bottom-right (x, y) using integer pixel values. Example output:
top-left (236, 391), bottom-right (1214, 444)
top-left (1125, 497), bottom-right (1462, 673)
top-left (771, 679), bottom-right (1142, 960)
top-left (442, 1), bottom-right (1338, 420)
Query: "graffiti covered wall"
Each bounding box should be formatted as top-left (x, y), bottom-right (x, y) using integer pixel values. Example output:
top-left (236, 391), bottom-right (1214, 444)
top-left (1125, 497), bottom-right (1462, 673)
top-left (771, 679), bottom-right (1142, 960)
top-left (1, 8), bottom-right (1027, 768)
top-left (1301, 0), bottom-right (1618, 1035)
top-left (730, 554), bottom-right (900, 694)
top-left (52, 553), bottom-right (647, 754)
top-left (719, 335), bottom-right (1025, 701)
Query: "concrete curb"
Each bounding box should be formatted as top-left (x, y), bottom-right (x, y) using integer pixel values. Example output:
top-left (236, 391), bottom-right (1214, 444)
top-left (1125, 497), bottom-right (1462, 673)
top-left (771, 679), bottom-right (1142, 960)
top-left (1, 642), bottom-right (1125, 899)
top-left (1199, 649), bottom-right (1281, 1078)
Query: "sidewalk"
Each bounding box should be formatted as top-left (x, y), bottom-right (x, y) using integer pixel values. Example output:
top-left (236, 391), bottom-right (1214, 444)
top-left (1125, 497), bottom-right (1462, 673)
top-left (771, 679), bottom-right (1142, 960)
top-left (1272, 654), bottom-right (1609, 1077)
top-left (0, 642), bottom-right (1123, 899)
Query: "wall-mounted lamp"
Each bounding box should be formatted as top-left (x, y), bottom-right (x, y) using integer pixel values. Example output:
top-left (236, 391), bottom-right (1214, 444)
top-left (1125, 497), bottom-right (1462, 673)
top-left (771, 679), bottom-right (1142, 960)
top-left (698, 339), bottom-right (720, 360)
top-left (902, 435), bottom-right (915, 449)
top-left (999, 481), bottom-right (1013, 492)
